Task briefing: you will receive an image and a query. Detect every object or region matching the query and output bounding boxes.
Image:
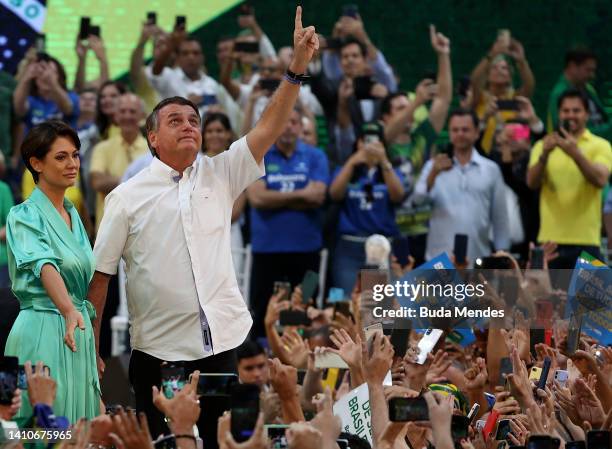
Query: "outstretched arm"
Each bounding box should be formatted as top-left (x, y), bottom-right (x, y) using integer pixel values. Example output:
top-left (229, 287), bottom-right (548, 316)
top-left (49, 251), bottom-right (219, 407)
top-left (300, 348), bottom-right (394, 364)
top-left (246, 6), bottom-right (319, 164)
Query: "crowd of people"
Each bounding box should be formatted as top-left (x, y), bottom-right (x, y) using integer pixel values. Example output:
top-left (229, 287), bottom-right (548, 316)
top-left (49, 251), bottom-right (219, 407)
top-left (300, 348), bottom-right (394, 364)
top-left (0, 3), bottom-right (611, 449)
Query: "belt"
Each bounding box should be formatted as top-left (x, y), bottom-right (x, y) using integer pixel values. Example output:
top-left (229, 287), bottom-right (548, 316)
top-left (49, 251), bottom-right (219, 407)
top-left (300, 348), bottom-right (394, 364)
top-left (340, 234), bottom-right (395, 243)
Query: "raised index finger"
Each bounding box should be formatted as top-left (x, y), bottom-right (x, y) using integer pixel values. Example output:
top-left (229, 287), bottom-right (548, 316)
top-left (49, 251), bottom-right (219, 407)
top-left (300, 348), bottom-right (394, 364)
top-left (295, 6), bottom-right (303, 31)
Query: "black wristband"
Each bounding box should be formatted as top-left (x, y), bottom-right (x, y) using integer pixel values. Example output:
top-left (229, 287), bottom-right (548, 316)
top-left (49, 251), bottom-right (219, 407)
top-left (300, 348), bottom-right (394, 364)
top-left (285, 69), bottom-right (310, 84)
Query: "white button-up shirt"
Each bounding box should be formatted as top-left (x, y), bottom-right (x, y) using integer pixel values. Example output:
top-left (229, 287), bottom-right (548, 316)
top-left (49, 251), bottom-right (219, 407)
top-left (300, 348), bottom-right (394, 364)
top-left (93, 137), bottom-right (264, 361)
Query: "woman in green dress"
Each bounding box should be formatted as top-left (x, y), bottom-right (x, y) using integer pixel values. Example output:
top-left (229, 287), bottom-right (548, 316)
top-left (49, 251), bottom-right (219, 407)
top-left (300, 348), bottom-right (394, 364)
top-left (4, 120), bottom-right (100, 423)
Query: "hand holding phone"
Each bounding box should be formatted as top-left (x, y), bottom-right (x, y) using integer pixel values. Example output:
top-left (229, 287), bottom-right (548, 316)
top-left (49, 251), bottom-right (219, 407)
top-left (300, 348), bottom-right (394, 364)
top-left (388, 396), bottom-right (429, 421)
top-left (300, 270), bottom-right (319, 306)
top-left (416, 329), bottom-right (443, 364)
top-left (231, 383), bottom-right (260, 442)
top-left (161, 364), bottom-right (185, 399)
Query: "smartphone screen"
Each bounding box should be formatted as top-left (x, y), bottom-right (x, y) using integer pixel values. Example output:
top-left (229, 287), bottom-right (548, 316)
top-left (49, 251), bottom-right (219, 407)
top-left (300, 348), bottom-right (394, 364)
top-left (175, 15), bottom-right (186, 29)
top-left (537, 357), bottom-right (551, 391)
top-left (353, 76), bottom-right (374, 100)
top-left (341, 4), bottom-right (359, 18)
top-left (496, 419), bottom-right (513, 441)
top-left (416, 329), bottom-right (443, 364)
top-left (279, 310), bottom-right (311, 326)
top-left (498, 357), bottom-right (513, 386)
top-left (146, 12), bottom-right (157, 25)
top-left (300, 270), bottom-right (319, 305)
top-left (566, 314), bottom-right (582, 355)
top-left (388, 397), bottom-right (429, 421)
top-left (587, 431), bottom-right (610, 449)
top-left (328, 287), bottom-right (345, 303)
top-left (196, 373), bottom-right (238, 396)
top-left (231, 383), bottom-right (260, 442)
top-left (453, 234), bottom-right (468, 265)
top-left (496, 99), bottom-right (519, 111)
top-left (0, 356), bottom-right (18, 405)
top-left (17, 365), bottom-right (27, 390)
top-left (452, 415), bottom-right (470, 441)
top-left (273, 281), bottom-right (291, 302)
top-left (89, 25), bottom-right (101, 38)
top-left (531, 247), bottom-right (544, 269)
top-left (333, 301), bottom-right (351, 320)
top-left (527, 436), bottom-right (553, 449)
top-left (234, 41), bottom-right (260, 53)
top-left (392, 237), bottom-right (411, 267)
top-left (161, 364), bottom-right (185, 399)
top-left (467, 403), bottom-right (480, 424)
top-left (79, 17), bottom-right (91, 40)
top-left (265, 425), bottom-right (289, 448)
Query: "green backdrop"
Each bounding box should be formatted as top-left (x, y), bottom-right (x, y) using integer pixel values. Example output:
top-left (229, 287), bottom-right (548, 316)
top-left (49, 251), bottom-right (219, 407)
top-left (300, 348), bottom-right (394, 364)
top-left (195, 0), bottom-right (612, 119)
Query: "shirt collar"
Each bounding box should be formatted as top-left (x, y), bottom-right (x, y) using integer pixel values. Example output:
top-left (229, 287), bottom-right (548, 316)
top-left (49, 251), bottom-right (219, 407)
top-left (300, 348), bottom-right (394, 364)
top-left (577, 128), bottom-right (593, 142)
top-left (149, 155), bottom-right (198, 183)
top-left (453, 148), bottom-right (482, 166)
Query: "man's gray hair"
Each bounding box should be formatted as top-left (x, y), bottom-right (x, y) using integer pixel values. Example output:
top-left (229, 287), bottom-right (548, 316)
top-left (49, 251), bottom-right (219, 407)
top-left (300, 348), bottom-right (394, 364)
top-left (145, 96), bottom-right (200, 156)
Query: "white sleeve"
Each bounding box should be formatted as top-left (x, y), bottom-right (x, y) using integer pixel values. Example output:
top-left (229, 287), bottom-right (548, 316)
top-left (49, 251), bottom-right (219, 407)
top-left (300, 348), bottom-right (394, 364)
top-left (216, 83), bottom-right (244, 136)
top-left (214, 136), bottom-right (265, 200)
top-left (93, 190), bottom-right (129, 275)
top-left (145, 65), bottom-right (178, 99)
top-left (259, 34), bottom-right (277, 59)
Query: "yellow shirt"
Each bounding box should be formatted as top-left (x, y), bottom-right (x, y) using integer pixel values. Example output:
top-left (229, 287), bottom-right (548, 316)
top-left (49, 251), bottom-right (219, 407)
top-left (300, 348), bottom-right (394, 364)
top-left (134, 68), bottom-right (160, 115)
top-left (22, 170), bottom-right (84, 212)
top-left (475, 90), bottom-right (518, 154)
top-left (529, 129), bottom-right (612, 246)
top-left (90, 133), bottom-right (148, 230)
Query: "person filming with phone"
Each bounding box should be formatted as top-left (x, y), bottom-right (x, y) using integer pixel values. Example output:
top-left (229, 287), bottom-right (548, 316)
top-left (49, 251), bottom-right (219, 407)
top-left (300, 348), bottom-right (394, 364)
top-left (527, 88), bottom-right (612, 269)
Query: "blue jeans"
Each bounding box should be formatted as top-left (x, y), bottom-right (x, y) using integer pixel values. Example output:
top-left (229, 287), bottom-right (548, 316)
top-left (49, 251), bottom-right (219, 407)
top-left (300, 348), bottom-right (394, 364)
top-left (332, 238), bottom-right (366, 295)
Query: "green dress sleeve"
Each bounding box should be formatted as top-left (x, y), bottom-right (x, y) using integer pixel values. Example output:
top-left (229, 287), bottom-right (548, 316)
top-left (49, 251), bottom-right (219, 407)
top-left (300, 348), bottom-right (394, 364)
top-left (6, 203), bottom-right (62, 278)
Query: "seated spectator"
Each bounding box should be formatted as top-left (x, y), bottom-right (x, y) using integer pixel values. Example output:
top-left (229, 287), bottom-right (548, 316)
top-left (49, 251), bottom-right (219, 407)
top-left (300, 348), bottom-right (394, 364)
top-left (329, 123), bottom-right (404, 294)
top-left (547, 46), bottom-right (611, 141)
top-left (415, 109), bottom-right (510, 263)
top-left (470, 33), bottom-right (535, 154)
top-left (247, 107), bottom-right (329, 338)
top-left (146, 26), bottom-right (242, 135)
top-left (74, 33), bottom-right (109, 93)
top-left (96, 80), bottom-right (127, 140)
top-left (12, 52), bottom-right (80, 132)
top-left (301, 115), bottom-right (318, 147)
top-left (90, 93), bottom-right (148, 231)
top-left (528, 89), bottom-right (612, 268)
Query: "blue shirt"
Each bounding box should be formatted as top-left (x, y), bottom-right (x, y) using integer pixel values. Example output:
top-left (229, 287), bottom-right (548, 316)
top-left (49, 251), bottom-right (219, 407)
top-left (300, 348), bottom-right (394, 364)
top-left (25, 91), bottom-right (80, 131)
top-left (414, 149), bottom-right (510, 262)
top-left (250, 140), bottom-right (329, 253)
top-left (333, 165), bottom-right (404, 237)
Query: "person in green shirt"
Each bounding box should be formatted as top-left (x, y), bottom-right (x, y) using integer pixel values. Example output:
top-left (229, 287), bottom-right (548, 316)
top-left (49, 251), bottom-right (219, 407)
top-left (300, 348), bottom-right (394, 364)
top-left (0, 179), bottom-right (15, 288)
top-left (4, 120), bottom-right (100, 424)
top-left (380, 25), bottom-right (452, 263)
top-left (547, 47), bottom-right (611, 141)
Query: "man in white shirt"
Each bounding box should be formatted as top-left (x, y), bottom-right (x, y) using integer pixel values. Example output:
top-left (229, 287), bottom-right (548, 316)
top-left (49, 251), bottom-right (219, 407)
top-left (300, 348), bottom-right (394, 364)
top-left (146, 34), bottom-right (243, 135)
top-left (88, 7), bottom-right (319, 439)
